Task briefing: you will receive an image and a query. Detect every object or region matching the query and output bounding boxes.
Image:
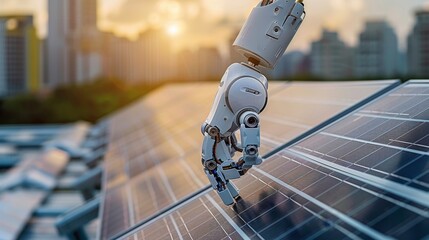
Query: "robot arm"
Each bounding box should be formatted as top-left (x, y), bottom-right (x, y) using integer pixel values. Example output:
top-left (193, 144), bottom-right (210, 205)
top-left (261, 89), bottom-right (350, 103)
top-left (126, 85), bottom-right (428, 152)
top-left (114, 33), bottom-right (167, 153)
top-left (201, 0), bottom-right (305, 206)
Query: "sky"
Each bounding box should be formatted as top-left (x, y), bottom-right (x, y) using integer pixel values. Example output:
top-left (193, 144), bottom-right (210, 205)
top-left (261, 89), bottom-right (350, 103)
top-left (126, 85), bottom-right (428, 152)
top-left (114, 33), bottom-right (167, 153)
top-left (0, 0), bottom-right (428, 52)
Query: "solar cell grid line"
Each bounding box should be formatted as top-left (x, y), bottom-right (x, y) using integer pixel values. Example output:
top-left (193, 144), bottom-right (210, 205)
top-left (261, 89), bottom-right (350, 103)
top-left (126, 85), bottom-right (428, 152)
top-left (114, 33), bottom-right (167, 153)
top-left (293, 81), bottom-right (429, 193)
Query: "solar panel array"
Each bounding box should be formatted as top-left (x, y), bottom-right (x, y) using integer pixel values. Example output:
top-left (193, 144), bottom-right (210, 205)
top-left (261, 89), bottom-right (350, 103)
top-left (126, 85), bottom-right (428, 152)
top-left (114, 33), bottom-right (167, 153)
top-left (98, 80), bottom-right (400, 239)
top-left (111, 80), bottom-right (429, 240)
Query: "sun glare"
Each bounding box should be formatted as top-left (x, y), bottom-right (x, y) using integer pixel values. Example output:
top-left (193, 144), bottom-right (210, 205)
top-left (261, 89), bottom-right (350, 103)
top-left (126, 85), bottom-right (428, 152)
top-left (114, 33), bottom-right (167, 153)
top-left (166, 24), bottom-right (180, 36)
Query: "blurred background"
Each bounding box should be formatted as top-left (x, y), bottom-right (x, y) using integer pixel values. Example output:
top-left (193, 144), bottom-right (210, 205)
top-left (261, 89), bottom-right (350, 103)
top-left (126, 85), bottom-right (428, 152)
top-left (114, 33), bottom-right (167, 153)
top-left (0, 0), bottom-right (429, 123)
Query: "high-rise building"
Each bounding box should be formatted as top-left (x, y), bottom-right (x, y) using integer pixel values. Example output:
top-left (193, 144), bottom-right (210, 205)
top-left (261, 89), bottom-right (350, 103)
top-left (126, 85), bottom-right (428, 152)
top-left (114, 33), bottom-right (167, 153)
top-left (0, 15), bottom-right (41, 97)
top-left (46, 0), bottom-right (101, 87)
top-left (102, 33), bottom-right (135, 82)
top-left (46, 0), bottom-right (67, 87)
top-left (136, 29), bottom-right (177, 84)
top-left (103, 29), bottom-right (178, 84)
top-left (269, 51), bottom-right (307, 79)
top-left (408, 10), bottom-right (429, 78)
top-left (178, 47), bottom-right (224, 81)
top-left (355, 20), bottom-right (399, 78)
top-left (228, 30), bottom-right (245, 65)
top-left (310, 30), bottom-right (353, 80)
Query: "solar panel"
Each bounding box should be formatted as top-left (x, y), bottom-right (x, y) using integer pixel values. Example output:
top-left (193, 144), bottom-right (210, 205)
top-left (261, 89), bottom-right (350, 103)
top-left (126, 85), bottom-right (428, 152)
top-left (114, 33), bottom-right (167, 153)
top-left (117, 80), bottom-right (429, 240)
top-left (98, 80), bottom-right (399, 239)
top-left (260, 81), bottom-right (400, 153)
top-left (0, 145), bottom-right (19, 168)
top-left (291, 80), bottom-right (429, 192)
top-left (0, 149), bottom-right (69, 191)
top-left (0, 190), bottom-right (45, 240)
top-left (100, 84), bottom-right (219, 238)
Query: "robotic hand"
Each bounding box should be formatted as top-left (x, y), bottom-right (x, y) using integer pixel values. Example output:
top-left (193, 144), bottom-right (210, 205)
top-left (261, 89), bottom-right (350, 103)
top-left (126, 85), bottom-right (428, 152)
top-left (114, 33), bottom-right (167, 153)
top-left (201, 0), bottom-right (305, 205)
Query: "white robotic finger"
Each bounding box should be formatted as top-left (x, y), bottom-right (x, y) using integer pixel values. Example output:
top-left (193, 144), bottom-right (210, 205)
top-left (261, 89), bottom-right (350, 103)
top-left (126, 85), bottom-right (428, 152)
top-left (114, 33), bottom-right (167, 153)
top-left (204, 169), bottom-right (220, 190)
top-left (218, 188), bottom-right (235, 206)
top-left (204, 169), bottom-right (235, 205)
top-left (226, 181), bottom-right (240, 199)
top-left (243, 156), bottom-right (263, 169)
top-left (220, 161), bottom-right (241, 179)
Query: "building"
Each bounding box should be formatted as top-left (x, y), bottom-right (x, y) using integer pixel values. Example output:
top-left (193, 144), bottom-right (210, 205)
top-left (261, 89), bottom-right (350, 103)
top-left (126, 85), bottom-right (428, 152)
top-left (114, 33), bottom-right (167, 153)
top-left (408, 10), bottom-right (429, 78)
top-left (103, 30), bottom-right (226, 84)
top-left (102, 33), bottom-right (135, 82)
top-left (355, 20), bottom-right (399, 78)
top-left (46, 0), bottom-right (101, 88)
top-left (228, 30), bottom-right (245, 65)
top-left (178, 47), bottom-right (225, 81)
top-left (0, 15), bottom-right (41, 97)
top-left (310, 30), bottom-right (353, 80)
top-left (269, 51), bottom-right (308, 79)
top-left (103, 29), bottom-right (178, 84)
top-left (136, 29), bottom-right (177, 84)
top-left (46, 0), bottom-right (66, 87)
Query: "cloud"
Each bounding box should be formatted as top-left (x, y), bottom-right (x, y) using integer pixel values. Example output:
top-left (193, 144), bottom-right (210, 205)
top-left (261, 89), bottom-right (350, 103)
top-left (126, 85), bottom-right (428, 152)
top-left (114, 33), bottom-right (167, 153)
top-left (101, 0), bottom-right (257, 49)
top-left (103, 0), bottom-right (203, 34)
top-left (325, 0), bottom-right (365, 30)
top-left (105, 0), bottom-right (157, 24)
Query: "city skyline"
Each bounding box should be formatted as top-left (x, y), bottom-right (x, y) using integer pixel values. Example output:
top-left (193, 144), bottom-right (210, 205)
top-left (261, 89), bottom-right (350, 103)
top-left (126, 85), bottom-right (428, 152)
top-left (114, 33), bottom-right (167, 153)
top-left (1, 0), bottom-right (429, 52)
top-left (1, 0), bottom-right (429, 97)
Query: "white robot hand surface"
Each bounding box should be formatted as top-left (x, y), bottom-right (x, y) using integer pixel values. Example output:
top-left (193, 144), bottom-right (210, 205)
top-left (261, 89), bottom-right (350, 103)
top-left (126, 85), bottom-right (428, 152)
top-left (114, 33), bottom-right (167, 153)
top-left (201, 0), bottom-right (305, 206)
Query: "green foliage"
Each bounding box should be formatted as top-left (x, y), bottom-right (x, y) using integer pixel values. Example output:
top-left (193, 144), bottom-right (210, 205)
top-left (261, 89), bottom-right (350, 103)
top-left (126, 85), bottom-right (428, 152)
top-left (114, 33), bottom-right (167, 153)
top-left (0, 79), bottom-right (159, 124)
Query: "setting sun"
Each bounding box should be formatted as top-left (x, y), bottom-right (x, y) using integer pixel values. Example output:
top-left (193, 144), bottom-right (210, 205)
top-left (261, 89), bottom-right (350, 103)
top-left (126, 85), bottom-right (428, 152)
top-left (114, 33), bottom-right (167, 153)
top-left (166, 24), bottom-right (180, 36)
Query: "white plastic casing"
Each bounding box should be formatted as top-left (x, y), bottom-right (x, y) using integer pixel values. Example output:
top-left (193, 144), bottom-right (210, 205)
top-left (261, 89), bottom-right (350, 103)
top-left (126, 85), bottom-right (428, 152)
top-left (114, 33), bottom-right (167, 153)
top-left (205, 63), bottom-right (267, 136)
top-left (233, 0), bottom-right (305, 69)
top-left (226, 76), bottom-right (267, 114)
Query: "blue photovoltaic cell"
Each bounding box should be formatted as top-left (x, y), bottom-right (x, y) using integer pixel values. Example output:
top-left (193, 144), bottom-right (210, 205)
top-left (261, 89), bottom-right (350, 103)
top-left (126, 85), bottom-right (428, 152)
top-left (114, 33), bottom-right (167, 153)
top-left (117, 81), bottom-right (429, 240)
top-left (293, 81), bottom-right (429, 192)
top-left (260, 81), bottom-right (399, 150)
